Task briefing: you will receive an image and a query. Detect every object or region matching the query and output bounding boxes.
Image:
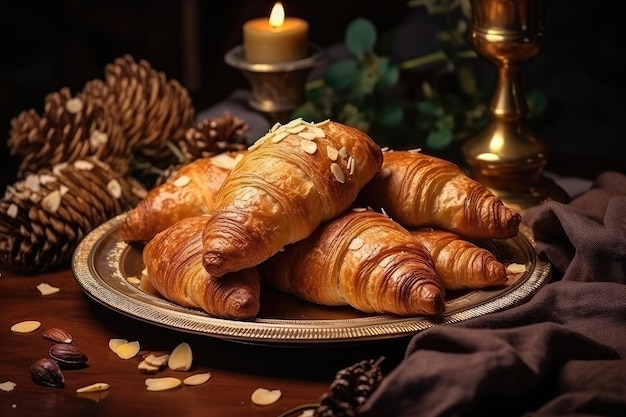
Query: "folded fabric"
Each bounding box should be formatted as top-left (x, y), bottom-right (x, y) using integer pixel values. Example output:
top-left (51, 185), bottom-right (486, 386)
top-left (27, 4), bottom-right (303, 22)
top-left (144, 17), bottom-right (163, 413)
top-left (359, 171), bottom-right (626, 417)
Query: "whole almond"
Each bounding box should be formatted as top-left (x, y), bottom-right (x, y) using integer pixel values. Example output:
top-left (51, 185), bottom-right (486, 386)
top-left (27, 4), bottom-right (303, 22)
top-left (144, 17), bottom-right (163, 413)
top-left (31, 358), bottom-right (65, 388)
top-left (49, 344), bottom-right (88, 367)
top-left (42, 328), bottom-right (73, 344)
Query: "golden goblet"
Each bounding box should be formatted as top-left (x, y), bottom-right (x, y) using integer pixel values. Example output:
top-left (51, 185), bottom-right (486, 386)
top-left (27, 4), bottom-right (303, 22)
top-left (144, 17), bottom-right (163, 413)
top-left (462, 0), bottom-right (568, 211)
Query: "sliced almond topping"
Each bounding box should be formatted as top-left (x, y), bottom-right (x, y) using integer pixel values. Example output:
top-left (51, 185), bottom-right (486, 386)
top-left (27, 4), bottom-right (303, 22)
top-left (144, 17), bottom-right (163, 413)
top-left (251, 388), bottom-right (282, 406)
top-left (506, 263), bottom-right (527, 274)
top-left (300, 139), bottom-right (317, 154)
top-left (89, 130), bottom-right (108, 150)
top-left (348, 237), bottom-right (364, 250)
top-left (145, 377), bottom-right (182, 391)
top-left (144, 352), bottom-right (170, 368)
top-left (7, 204), bottom-right (18, 219)
top-left (116, 341), bottom-right (140, 359)
top-left (65, 97), bottom-right (84, 113)
top-left (39, 174), bottom-right (57, 185)
top-left (41, 190), bottom-right (61, 213)
top-left (338, 146), bottom-right (348, 158)
top-left (270, 122), bottom-right (281, 132)
top-left (74, 160), bottom-right (94, 171)
top-left (0, 381), bottom-right (16, 392)
top-left (108, 338), bottom-right (128, 353)
top-left (138, 360), bottom-right (161, 374)
top-left (308, 126), bottom-right (326, 137)
top-left (126, 276), bottom-right (141, 285)
top-left (286, 124), bottom-right (306, 134)
top-left (211, 153), bottom-right (237, 170)
top-left (11, 320), bottom-right (41, 333)
top-left (168, 342), bottom-right (192, 371)
top-left (284, 117), bottom-right (303, 128)
top-left (172, 175), bottom-right (191, 187)
top-left (107, 179), bottom-right (122, 199)
top-left (24, 174), bottom-right (40, 192)
top-left (297, 130), bottom-right (318, 140)
top-left (36, 282), bottom-right (60, 296)
top-left (183, 372), bottom-right (212, 386)
top-left (76, 383), bottom-right (110, 393)
top-left (326, 145), bottom-right (339, 161)
top-left (330, 163), bottom-right (345, 183)
top-left (271, 130), bottom-right (290, 143)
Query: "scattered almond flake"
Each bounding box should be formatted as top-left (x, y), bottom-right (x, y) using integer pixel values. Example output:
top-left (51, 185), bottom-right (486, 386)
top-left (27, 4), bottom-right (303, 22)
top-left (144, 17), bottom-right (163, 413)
top-left (36, 283), bottom-right (60, 296)
top-left (107, 179), bottom-right (122, 199)
top-left (330, 163), bottom-right (345, 183)
top-left (326, 145), bottom-right (339, 161)
top-left (286, 124), bottom-right (306, 134)
top-left (380, 146), bottom-right (390, 151)
top-left (52, 162), bottom-right (68, 175)
top-left (300, 140), bottom-right (317, 154)
top-left (144, 352), bottom-right (170, 368)
top-left (89, 130), bottom-right (108, 150)
top-left (183, 372), bottom-right (212, 386)
top-left (38, 174), bottom-right (57, 185)
top-left (59, 184), bottom-right (70, 196)
top-left (0, 381), bottom-right (17, 392)
top-left (74, 160), bottom-right (94, 171)
top-left (108, 338), bottom-right (128, 353)
top-left (284, 117), bottom-right (303, 128)
top-left (76, 383), bottom-right (109, 393)
top-left (380, 167), bottom-right (392, 179)
top-left (211, 153), bottom-right (237, 170)
top-left (298, 131), bottom-right (318, 140)
top-left (506, 263), bottom-right (527, 274)
top-left (352, 207), bottom-right (367, 212)
top-left (270, 122), bottom-right (281, 132)
top-left (271, 131), bottom-right (290, 143)
top-left (24, 174), bottom-right (40, 192)
top-left (251, 388), bottom-right (282, 406)
top-left (308, 126), bottom-right (326, 137)
top-left (11, 320), bottom-right (41, 333)
top-left (116, 341), bottom-right (140, 359)
top-left (65, 97), bottom-right (84, 113)
top-left (145, 377), bottom-right (182, 391)
top-left (338, 147), bottom-right (348, 158)
top-left (408, 148), bottom-right (422, 153)
top-left (138, 360), bottom-right (161, 374)
top-left (29, 193), bottom-right (42, 203)
top-left (348, 237), bottom-right (364, 250)
top-left (7, 204), bottom-right (18, 218)
top-left (314, 119), bottom-right (331, 127)
top-left (299, 410), bottom-right (315, 417)
top-left (126, 276), bottom-right (141, 285)
top-left (172, 175), bottom-right (191, 187)
top-left (347, 156), bottom-right (355, 175)
top-left (41, 190), bottom-right (61, 213)
top-left (168, 342), bottom-right (192, 371)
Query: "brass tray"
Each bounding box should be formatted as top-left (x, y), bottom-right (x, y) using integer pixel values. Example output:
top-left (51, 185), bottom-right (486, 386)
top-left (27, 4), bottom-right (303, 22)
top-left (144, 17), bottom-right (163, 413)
top-left (72, 213), bottom-right (551, 346)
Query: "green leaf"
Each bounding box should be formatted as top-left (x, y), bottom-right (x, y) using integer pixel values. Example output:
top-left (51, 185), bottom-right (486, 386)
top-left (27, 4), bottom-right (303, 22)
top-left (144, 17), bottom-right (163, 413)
top-left (323, 60), bottom-right (359, 91)
top-left (377, 100), bottom-right (404, 127)
top-left (346, 18), bottom-right (377, 58)
top-left (376, 58), bottom-right (400, 89)
top-left (426, 128), bottom-right (453, 149)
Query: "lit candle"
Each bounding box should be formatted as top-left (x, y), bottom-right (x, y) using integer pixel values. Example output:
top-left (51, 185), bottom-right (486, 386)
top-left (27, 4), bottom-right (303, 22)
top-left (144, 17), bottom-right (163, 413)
top-left (243, 2), bottom-right (309, 64)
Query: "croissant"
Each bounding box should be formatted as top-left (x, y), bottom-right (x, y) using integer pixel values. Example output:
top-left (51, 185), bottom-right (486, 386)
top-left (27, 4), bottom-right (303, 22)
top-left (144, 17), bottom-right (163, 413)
top-left (410, 228), bottom-right (507, 290)
top-left (358, 150), bottom-right (521, 239)
top-left (201, 119), bottom-right (383, 277)
top-left (259, 208), bottom-right (445, 316)
top-left (119, 151), bottom-right (244, 242)
top-left (142, 215), bottom-right (261, 320)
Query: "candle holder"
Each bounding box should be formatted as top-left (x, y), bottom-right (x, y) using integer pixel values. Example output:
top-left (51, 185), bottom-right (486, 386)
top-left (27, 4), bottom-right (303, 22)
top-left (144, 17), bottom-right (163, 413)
top-left (461, 0), bottom-right (568, 211)
top-left (225, 44), bottom-right (327, 124)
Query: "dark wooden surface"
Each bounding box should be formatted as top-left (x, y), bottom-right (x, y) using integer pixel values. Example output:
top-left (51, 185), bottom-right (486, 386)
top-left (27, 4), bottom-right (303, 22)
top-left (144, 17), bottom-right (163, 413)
top-left (0, 267), bottom-right (408, 417)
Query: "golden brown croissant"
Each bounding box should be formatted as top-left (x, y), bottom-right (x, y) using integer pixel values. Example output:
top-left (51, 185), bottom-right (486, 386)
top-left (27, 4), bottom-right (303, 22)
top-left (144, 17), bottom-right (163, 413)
top-left (259, 208), bottom-right (445, 316)
top-left (410, 228), bottom-right (507, 290)
top-left (142, 215), bottom-right (261, 320)
top-left (119, 151), bottom-right (244, 242)
top-left (358, 150), bottom-right (521, 239)
top-left (201, 119), bottom-right (383, 277)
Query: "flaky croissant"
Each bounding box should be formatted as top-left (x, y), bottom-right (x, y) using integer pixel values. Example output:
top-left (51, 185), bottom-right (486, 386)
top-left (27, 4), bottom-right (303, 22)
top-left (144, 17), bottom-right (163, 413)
top-left (410, 228), bottom-right (507, 290)
top-left (142, 215), bottom-right (261, 320)
top-left (259, 208), bottom-right (445, 316)
top-left (119, 152), bottom-right (244, 242)
top-left (201, 119), bottom-right (383, 277)
top-left (358, 150), bottom-right (521, 239)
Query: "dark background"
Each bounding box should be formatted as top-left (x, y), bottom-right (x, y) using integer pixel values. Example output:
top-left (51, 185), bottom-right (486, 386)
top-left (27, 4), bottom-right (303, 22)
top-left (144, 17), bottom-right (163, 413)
top-left (1, 0), bottom-right (624, 192)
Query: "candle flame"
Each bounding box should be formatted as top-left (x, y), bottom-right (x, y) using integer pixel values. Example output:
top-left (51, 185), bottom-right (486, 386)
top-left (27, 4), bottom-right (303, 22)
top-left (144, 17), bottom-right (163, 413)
top-left (269, 2), bottom-right (285, 28)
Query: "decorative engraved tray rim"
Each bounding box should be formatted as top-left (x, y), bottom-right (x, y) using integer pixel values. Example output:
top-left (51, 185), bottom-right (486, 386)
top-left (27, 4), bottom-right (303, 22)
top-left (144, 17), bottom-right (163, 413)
top-left (71, 213), bottom-right (551, 346)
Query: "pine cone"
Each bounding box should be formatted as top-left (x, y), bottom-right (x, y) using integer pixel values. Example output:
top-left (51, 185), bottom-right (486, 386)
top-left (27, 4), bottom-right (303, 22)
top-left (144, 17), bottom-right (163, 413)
top-left (83, 54), bottom-right (195, 167)
top-left (177, 111), bottom-right (250, 161)
top-left (7, 87), bottom-right (129, 178)
top-left (0, 158), bottom-right (146, 273)
top-left (314, 357), bottom-right (385, 417)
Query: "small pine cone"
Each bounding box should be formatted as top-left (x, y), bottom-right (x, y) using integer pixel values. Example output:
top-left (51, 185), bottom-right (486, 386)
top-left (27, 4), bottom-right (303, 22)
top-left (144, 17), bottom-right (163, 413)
top-left (314, 357), bottom-right (385, 417)
top-left (0, 158), bottom-right (146, 273)
top-left (177, 111), bottom-right (250, 161)
top-left (83, 54), bottom-right (195, 166)
top-left (7, 87), bottom-right (129, 178)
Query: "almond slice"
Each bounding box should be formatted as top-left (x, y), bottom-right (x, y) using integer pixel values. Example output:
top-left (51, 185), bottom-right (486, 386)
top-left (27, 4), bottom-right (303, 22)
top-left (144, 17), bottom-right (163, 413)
top-left (10, 320), bottom-right (41, 333)
top-left (145, 377), bottom-right (182, 391)
top-left (300, 139), bottom-right (317, 154)
top-left (0, 381), bottom-right (16, 392)
top-left (116, 341), bottom-right (140, 359)
top-left (76, 383), bottom-right (110, 393)
top-left (183, 372), bottom-right (212, 386)
top-left (143, 352), bottom-right (170, 368)
top-left (168, 342), bottom-right (192, 371)
top-left (251, 388), bottom-right (282, 405)
top-left (36, 283), bottom-right (60, 296)
top-left (108, 338), bottom-right (128, 353)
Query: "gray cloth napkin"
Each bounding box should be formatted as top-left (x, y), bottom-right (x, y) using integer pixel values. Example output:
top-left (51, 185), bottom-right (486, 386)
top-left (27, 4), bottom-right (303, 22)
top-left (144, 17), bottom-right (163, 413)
top-left (360, 171), bottom-right (626, 417)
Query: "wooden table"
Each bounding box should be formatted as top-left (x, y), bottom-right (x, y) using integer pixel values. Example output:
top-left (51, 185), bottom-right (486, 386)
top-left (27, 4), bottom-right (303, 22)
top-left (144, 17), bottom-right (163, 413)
top-left (0, 267), bottom-right (409, 417)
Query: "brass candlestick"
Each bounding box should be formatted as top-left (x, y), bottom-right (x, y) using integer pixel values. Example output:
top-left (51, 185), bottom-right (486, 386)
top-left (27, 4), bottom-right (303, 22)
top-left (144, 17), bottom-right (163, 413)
top-left (225, 44), bottom-right (326, 124)
top-left (462, 0), bottom-right (568, 211)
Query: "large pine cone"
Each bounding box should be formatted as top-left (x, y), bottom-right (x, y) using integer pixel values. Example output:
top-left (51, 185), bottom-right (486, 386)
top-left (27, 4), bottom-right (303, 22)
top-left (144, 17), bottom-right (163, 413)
top-left (7, 88), bottom-right (129, 178)
top-left (178, 111), bottom-right (250, 161)
top-left (0, 158), bottom-right (146, 273)
top-left (83, 54), bottom-right (195, 167)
